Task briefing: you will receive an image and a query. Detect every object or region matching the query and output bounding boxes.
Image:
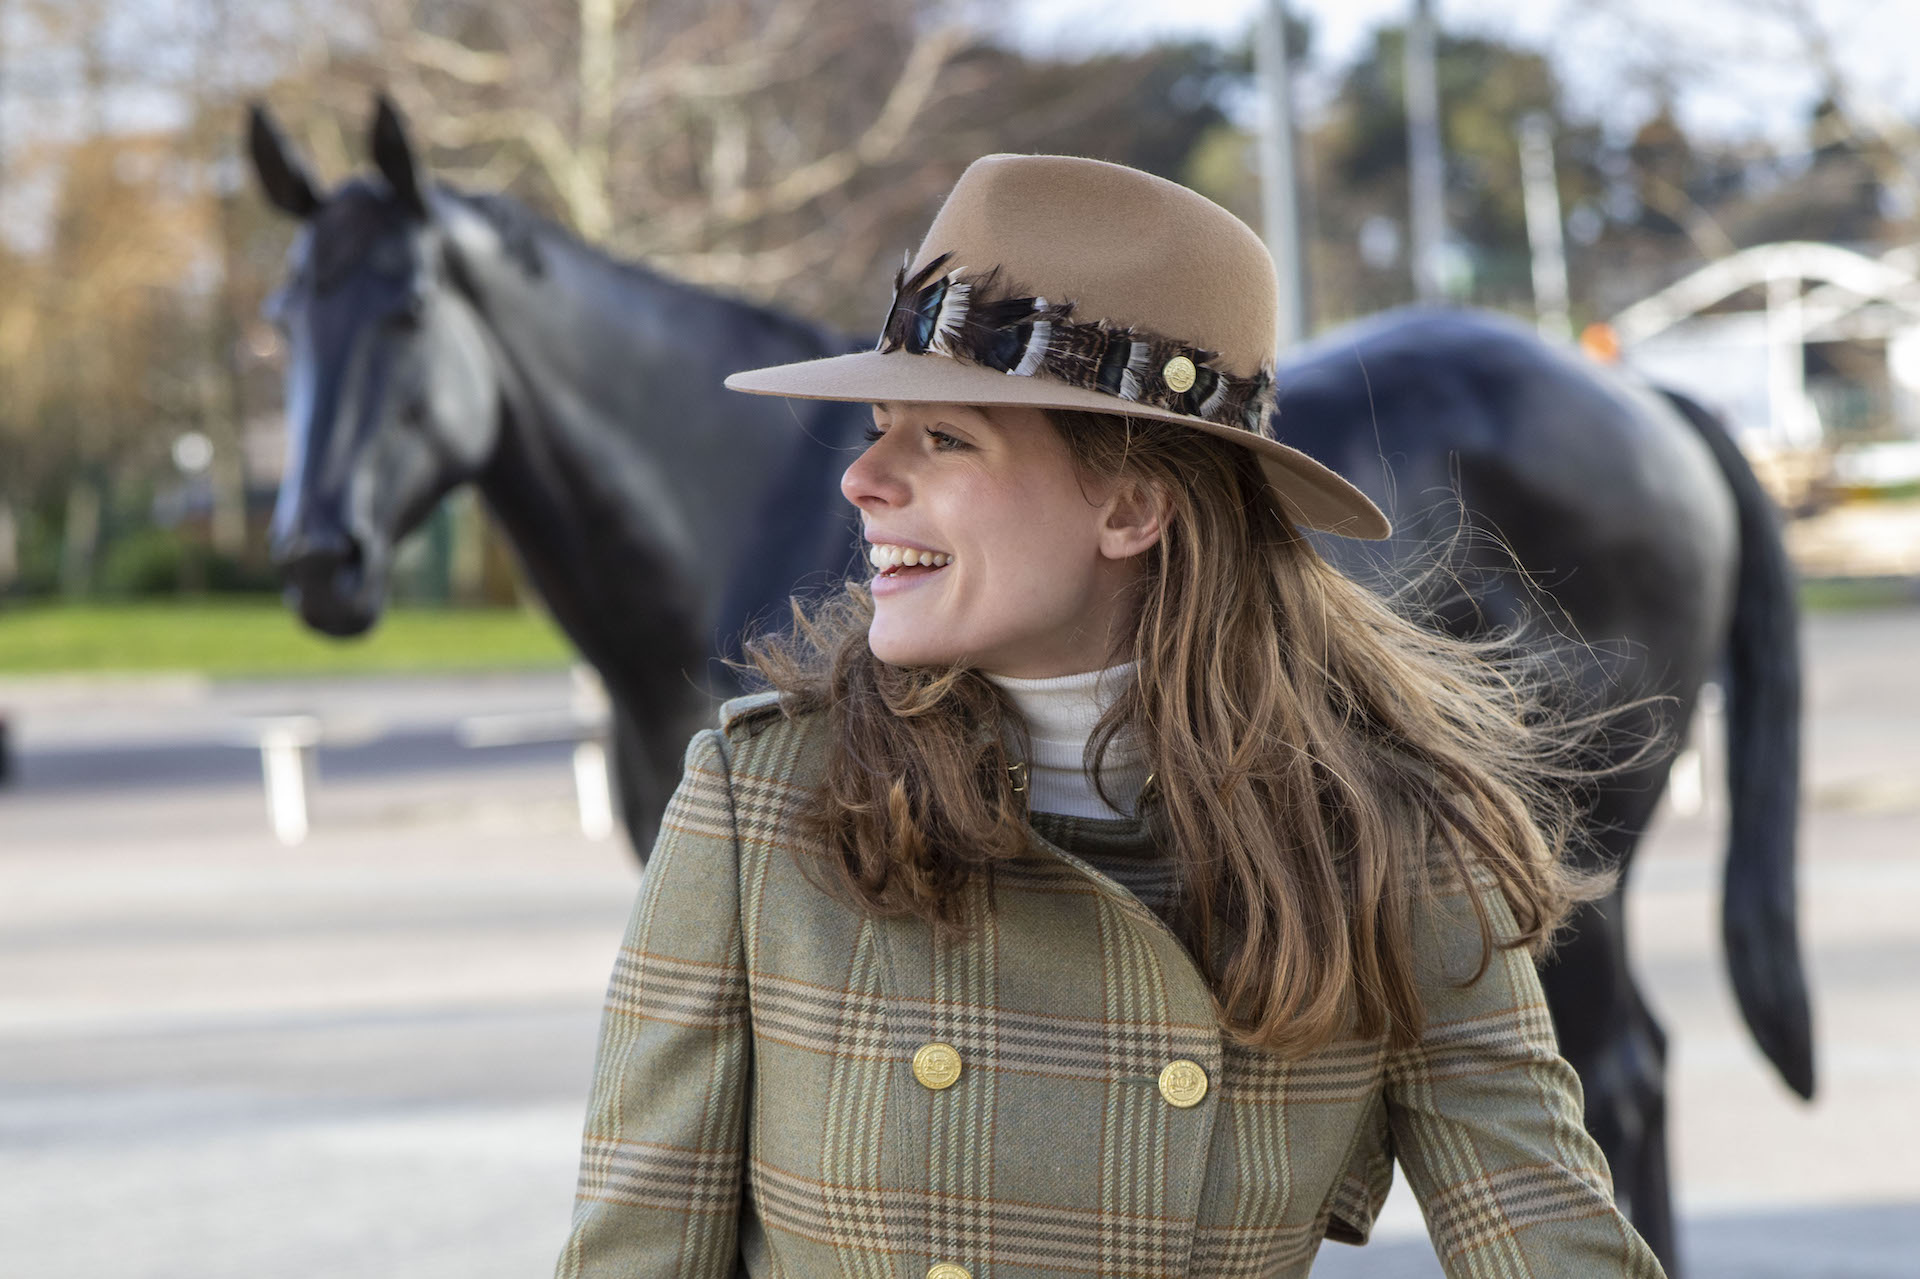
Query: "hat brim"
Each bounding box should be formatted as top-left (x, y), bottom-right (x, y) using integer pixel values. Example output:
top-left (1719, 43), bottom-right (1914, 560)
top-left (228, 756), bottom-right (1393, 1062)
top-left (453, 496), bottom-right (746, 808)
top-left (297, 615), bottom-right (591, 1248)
top-left (725, 350), bottom-right (1390, 540)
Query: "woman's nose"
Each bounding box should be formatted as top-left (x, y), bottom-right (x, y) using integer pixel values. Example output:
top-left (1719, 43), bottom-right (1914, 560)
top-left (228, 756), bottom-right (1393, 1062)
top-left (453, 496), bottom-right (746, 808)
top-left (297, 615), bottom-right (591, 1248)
top-left (841, 433), bottom-right (908, 510)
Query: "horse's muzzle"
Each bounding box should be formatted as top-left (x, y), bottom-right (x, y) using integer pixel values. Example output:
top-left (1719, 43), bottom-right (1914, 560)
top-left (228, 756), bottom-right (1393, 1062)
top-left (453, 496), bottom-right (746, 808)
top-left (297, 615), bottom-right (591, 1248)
top-left (275, 528), bottom-right (382, 637)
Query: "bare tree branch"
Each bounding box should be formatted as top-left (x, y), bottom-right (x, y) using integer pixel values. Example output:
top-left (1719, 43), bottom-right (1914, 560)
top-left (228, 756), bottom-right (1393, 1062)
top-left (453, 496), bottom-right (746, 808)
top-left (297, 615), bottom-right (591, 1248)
top-left (615, 0), bottom-right (821, 110)
top-left (632, 22), bottom-right (968, 250)
top-left (1639, 170), bottom-right (1738, 259)
top-left (1762, 0), bottom-right (1920, 211)
top-left (417, 106), bottom-right (589, 221)
top-left (407, 30), bottom-right (513, 86)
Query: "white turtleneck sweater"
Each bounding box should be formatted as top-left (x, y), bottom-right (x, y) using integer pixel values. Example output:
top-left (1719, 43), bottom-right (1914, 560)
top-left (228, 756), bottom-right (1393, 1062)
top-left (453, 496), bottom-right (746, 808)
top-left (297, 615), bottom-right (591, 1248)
top-left (983, 663), bottom-right (1150, 820)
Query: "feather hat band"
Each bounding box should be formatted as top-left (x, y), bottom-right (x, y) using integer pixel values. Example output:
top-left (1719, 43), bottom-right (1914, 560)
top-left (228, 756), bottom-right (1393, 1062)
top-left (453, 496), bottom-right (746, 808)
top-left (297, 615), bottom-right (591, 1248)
top-left (725, 154), bottom-right (1390, 539)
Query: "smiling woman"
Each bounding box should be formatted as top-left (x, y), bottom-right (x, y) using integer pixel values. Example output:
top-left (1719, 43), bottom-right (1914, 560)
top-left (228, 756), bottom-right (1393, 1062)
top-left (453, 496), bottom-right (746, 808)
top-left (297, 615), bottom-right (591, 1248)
top-left (554, 155), bottom-right (1668, 1279)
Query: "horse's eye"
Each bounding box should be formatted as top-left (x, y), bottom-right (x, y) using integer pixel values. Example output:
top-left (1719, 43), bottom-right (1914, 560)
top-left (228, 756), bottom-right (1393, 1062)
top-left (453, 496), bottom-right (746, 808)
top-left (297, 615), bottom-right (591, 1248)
top-left (390, 292), bottom-right (427, 331)
top-left (371, 239), bottom-right (410, 275)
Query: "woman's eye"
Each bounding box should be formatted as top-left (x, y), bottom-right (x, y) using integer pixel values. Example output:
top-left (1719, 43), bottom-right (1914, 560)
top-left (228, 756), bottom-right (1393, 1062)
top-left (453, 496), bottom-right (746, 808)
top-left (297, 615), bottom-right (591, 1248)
top-left (861, 423), bottom-right (966, 450)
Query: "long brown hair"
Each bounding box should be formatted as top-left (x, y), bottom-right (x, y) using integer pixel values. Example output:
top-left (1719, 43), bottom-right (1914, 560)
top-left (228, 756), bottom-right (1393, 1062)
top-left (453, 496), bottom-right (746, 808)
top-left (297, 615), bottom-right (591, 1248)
top-left (747, 408), bottom-right (1641, 1057)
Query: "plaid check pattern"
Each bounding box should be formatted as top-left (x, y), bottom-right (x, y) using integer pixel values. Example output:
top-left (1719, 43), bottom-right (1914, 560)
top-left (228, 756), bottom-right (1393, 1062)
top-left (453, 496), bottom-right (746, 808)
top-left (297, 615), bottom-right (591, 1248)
top-left (556, 693), bottom-right (1666, 1278)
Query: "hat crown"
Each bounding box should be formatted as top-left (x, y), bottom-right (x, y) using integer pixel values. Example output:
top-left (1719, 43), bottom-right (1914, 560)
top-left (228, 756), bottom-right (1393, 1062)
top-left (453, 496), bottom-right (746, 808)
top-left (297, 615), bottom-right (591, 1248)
top-left (909, 154), bottom-right (1278, 377)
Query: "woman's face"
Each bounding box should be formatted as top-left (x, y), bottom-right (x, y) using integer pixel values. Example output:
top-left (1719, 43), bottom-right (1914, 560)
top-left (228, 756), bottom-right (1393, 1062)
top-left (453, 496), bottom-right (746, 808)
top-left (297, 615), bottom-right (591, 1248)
top-left (841, 402), bottom-right (1165, 678)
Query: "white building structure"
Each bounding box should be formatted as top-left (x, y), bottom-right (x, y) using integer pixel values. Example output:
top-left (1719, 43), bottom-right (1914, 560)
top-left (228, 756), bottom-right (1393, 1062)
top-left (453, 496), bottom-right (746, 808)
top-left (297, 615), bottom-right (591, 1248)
top-left (1612, 243), bottom-right (1920, 470)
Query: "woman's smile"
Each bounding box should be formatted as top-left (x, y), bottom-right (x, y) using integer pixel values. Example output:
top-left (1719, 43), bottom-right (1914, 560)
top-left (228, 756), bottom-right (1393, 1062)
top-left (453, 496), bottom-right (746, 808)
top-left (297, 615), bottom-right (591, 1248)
top-left (867, 539), bottom-right (954, 595)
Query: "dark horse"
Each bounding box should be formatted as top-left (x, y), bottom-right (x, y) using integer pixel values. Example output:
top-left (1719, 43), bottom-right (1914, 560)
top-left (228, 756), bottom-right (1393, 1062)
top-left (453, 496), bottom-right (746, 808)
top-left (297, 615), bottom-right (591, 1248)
top-left (247, 98), bottom-right (868, 852)
top-left (1275, 309), bottom-right (1813, 1269)
top-left (250, 101), bottom-right (1810, 1273)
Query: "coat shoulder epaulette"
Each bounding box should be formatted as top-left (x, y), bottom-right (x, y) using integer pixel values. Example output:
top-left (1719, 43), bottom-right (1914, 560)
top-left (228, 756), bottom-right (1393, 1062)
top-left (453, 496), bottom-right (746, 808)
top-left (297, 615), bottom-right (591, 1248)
top-left (710, 691), bottom-right (832, 805)
top-left (716, 689), bottom-right (792, 739)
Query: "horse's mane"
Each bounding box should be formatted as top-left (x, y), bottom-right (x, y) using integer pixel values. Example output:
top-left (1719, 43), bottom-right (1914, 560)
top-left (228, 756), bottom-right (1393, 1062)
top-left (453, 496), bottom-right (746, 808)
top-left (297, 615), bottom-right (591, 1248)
top-left (455, 189), bottom-right (549, 279)
top-left (442, 186), bottom-right (852, 358)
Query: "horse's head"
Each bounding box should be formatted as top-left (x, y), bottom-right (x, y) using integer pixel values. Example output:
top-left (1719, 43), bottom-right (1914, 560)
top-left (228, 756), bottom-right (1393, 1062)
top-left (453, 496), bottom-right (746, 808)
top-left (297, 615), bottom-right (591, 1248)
top-left (249, 97), bottom-right (499, 636)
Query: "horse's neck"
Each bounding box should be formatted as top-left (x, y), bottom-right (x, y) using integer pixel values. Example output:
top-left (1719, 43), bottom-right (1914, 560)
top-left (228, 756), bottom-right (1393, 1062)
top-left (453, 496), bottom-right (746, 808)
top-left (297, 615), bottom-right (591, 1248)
top-left (450, 205), bottom-right (842, 703)
top-left (458, 236), bottom-right (713, 702)
top-left (477, 393), bottom-right (713, 707)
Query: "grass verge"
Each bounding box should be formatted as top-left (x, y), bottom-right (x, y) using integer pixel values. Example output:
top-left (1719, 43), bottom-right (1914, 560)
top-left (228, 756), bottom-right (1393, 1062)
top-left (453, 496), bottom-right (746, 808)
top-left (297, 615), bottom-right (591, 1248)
top-left (1799, 576), bottom-right (1919, 613)
top-left (2, 578), bottom-right (1905, 678)
top-left (0, 599), bottom-right (573, 676)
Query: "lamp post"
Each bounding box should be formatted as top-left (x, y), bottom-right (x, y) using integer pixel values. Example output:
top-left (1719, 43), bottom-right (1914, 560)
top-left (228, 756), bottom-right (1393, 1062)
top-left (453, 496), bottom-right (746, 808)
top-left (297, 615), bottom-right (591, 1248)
top-left (1518, 112), bottom-right (1572, 339)
top-left (1255, 0), bottom-right (1307, 351)
top-left (1405, 0), bottom-right (1446, 303)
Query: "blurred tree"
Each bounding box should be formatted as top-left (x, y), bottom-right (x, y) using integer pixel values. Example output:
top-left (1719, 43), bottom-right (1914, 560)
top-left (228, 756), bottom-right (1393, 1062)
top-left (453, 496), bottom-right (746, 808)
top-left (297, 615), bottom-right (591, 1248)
top-left (1167, 23), bottom-right (1618, 327)
top-left (1585, 0), bottom-right (1919, 244)
top-left (0, 129), bottom-right (214, 592)
top-left (1622, 105), bottom-right (1737, 260)
top-left (242, 1), bottom-right (1247, 331)
top-left (0, 0), bottom-right (318, 595)
top-left (256, 0), bottom-right (976, 328)
top-left (1763, 0), bottom-right (1920, 225)
top-left (1710, 96), bottom-right (1896, 249)
top-left (2, 0), bottom-right (1911, 605)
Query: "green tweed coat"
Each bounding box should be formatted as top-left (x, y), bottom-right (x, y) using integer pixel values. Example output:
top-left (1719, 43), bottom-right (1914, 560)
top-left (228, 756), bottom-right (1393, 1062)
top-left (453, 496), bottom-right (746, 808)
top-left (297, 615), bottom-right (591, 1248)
top-left (555, 694), bottom-right (1665, 1279)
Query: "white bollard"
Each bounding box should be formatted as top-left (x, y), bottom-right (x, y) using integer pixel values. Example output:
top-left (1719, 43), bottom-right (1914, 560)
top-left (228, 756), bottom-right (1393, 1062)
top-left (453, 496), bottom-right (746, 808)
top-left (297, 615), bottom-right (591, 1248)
top-left (1664, 682), bottom-right (1725, 821)
top-left (1667, 746), bottom-right (1705, 817)
top-left (570, 665), bottom-right (616, 840)
top-left (455, 665), bottom-right (615, 839)
top-left (573, 739), bottom-right (615, 841)
top-left (253, 716), bottom-right (322, 845)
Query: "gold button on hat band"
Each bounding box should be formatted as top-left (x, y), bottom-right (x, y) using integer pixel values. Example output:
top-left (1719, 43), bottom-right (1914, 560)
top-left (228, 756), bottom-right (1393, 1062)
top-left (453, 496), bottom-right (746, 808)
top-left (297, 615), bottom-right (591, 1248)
top-left (927, 1264), bottom-right (971, 1279)
top-left (1158, 1058), bottom-right (1209, 1107)
top-left (912, 1042), bottom-right (963, 1090)
top-left (1162, 354), bottom-right (1197, 393)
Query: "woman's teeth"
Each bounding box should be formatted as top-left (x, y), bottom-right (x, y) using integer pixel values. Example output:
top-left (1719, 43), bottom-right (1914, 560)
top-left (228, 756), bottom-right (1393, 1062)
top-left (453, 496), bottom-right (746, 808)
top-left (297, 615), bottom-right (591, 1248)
top-left (868, 543), bottom-right (952, 570)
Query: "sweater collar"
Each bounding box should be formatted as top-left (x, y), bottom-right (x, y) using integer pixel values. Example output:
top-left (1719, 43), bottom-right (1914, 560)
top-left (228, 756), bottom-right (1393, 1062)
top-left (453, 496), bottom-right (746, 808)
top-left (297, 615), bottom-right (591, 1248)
top-left (984, 662), bottom-right (1147, 818)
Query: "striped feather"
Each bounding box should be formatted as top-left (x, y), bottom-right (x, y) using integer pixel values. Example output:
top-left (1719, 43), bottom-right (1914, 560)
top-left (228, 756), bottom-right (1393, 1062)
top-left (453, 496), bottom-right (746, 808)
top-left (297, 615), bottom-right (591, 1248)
top-left (1011, 320), bottom-right (1052, 376)
top-left (926, 274), bottom-right (971, 357)
top-left (1119, 340), bottom-right (1152, 401)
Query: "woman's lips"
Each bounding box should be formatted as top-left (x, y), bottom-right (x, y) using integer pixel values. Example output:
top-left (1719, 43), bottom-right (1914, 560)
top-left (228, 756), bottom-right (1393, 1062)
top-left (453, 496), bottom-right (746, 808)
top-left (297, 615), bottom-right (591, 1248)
top-left (870, 559), bottom-right (949, 596)
top-left (867, 539), bottom-right (952, 596)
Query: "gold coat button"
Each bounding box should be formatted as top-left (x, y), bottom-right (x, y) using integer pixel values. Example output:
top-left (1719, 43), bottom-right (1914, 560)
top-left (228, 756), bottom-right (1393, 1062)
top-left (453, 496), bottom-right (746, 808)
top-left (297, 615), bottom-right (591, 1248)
top-left (1162, 354), bottom-right (1197, 393)
top-left (912, 1042), bottom-right (963, 1090)
top-left (927, 1265), bottom-right (971, 1279)
top-left (1158, 1058), bottom-right (1209, 1107)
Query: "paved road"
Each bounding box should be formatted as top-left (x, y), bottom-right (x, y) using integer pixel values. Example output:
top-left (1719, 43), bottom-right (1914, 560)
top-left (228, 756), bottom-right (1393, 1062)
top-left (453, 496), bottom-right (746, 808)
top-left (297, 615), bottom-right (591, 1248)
top-left (0, 669), bottom-right (587, 794)
top-left (2, 613), bottom-right (1917, 1277)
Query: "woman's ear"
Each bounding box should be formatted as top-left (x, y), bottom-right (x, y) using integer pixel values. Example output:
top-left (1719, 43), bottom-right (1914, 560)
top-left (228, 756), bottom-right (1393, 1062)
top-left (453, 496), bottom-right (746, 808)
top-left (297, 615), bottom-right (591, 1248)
top-left (1098, 479), bottom-right (1172, 560)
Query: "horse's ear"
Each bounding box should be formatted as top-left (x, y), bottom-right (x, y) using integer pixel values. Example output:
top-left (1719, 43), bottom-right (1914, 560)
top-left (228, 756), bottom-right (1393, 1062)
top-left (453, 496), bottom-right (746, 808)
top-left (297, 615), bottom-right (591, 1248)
top-left (247, 103), bottom-right (321, 219)
top-left (370, 92), bottom-right (429, 219)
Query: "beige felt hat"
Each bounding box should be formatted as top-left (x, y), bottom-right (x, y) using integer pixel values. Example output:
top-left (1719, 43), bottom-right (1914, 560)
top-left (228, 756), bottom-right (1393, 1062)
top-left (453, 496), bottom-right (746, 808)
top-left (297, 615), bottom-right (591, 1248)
top-left (724, 153), bottom-right (1390, 539)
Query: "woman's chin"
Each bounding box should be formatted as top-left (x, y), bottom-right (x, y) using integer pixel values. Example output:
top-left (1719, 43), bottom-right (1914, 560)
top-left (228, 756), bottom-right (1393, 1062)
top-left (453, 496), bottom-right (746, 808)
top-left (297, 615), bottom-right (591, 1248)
top-left (867, 619), bottom-right (963, 670)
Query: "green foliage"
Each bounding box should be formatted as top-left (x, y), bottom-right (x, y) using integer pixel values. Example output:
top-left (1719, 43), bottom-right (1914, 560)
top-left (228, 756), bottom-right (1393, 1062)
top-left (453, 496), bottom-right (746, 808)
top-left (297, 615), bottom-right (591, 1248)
top-left (55, 525), bottom-right (279, 598)
top-left (1302, 25), bottom-right (1609, 319)
top-left (7, 507), bottom-right (65, 596)
top-left (96, 527), bottom-right (194, 596)
top-left (0, 601), bottom-right (572, 675)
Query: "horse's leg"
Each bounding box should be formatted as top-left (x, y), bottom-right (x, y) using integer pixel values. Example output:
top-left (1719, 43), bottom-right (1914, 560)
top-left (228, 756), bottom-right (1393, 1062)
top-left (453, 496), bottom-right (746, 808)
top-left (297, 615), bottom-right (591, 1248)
top-left (1537, 764), bottom-right (1681, 1274)
top-left (1538, 885), bottom-right (1676, 1268)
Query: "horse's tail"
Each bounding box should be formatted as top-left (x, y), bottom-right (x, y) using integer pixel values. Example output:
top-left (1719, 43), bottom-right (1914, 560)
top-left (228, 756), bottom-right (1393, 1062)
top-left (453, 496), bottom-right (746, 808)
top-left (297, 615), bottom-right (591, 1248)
top-left (1658, 386), bottom-right (1816, 1100)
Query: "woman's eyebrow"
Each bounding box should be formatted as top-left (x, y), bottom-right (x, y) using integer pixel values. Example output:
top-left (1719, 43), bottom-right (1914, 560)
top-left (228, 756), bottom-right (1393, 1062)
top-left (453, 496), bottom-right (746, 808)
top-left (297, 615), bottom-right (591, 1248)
top-left (937, 408), bottom-right (993, 433)
top-left (931, 418), bottom-right (987, 443)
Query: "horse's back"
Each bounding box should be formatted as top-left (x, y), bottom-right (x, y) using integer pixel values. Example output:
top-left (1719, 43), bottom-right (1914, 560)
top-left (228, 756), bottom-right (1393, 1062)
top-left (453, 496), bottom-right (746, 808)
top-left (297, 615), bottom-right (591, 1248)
top-left (1274, 307), bottom-right (1738, 693)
